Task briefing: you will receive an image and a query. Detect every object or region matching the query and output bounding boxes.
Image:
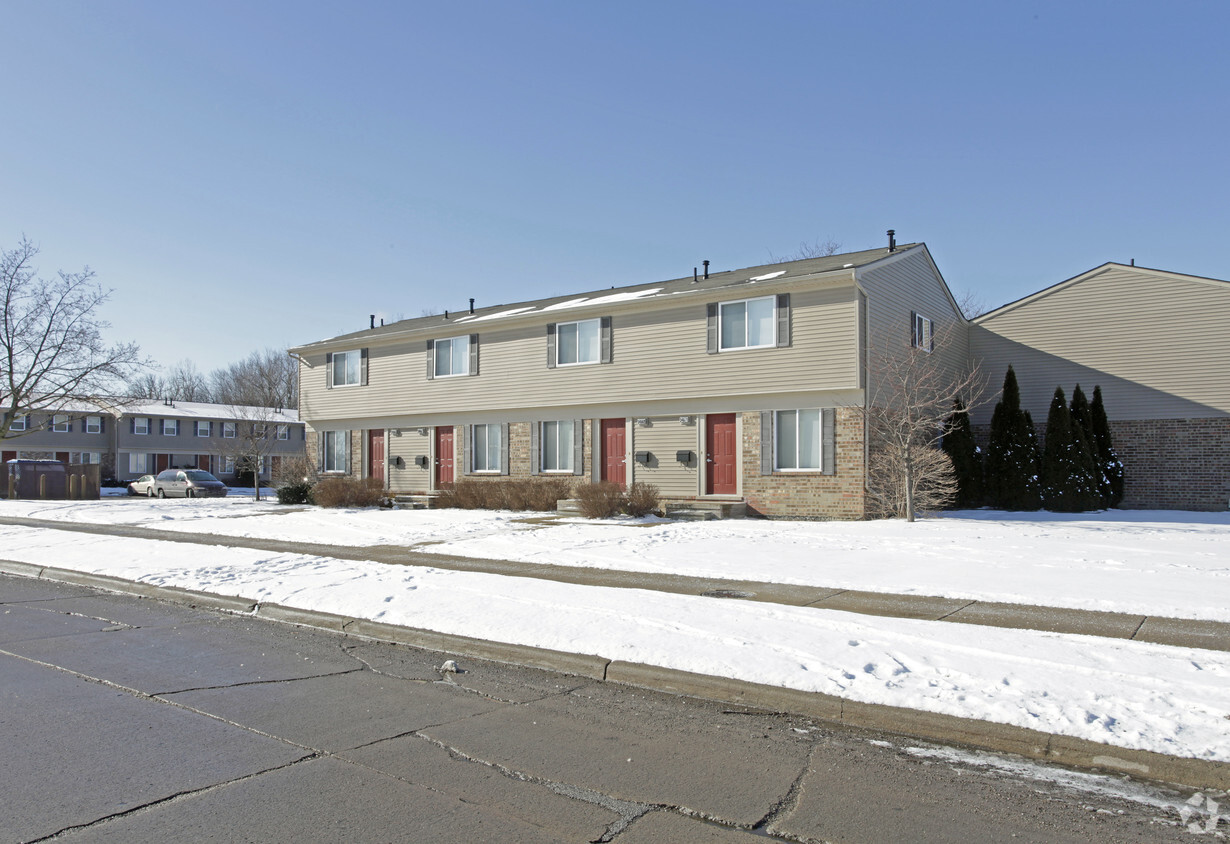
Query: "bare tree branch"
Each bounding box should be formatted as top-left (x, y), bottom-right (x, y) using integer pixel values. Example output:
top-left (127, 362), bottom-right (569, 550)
top-left (767, 238), bottom-right (843, 263)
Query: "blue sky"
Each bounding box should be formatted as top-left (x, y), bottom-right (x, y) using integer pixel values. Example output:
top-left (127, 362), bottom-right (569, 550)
top-left (3, 1), bottom-right (1227, 375)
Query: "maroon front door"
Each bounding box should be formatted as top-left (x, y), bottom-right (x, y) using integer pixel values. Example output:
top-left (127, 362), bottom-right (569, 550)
top-left (197, 454), bottom-right (211, 471)
top-left (705, 414), bottom-right (737, 495)
top-left (1, 450), bottom-right (15, 465)
top-left (55, 452), bottom-right (70, 464)
top-left (435, 426), bottom-right (454, 487)
top-left (600, 418), bottom-right (626, 487)
top-left (155, 454), bottom-right (170, 473)
top-left (367, 429), bottom-right (385, 483)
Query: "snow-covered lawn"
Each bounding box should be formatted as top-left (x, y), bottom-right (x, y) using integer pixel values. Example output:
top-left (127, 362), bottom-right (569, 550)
top-left (6, 496), bottom-right (1230, 622)
top-left (0, 519), bottom-right (1227, 763)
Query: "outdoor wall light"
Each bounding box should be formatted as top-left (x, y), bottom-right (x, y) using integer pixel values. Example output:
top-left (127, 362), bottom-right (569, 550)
top-left (634, 451), bottom-right (652, 464)
top-left (675, 450), bottom-right (694, 464)
top-left (414, 455), bottom-right (429, 468)
top-left (679, 416), bottom-right (694, 426)
top-left (417, 427), bottom-right (428, 436)
top-left (390, 455), bottom-right (405, 468)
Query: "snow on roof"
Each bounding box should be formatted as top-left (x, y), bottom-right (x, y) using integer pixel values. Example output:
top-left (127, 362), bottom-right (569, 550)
top-left (748, 271), bottom-right (786, 282)
top-left (454, 306), bottom-right (538, 323)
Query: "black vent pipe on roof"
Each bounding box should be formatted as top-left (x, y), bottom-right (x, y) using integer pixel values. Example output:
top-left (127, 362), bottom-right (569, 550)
top-left (469, 298), bottom-right (475, 314)
top-left (703, 259), bottom-right (710, 279)
top-left (887, 230), bottom-right (896, 252)
top-left (693, 267), bottom-right (698, 283)
top-left (370, 314), bottom-right (376, 329)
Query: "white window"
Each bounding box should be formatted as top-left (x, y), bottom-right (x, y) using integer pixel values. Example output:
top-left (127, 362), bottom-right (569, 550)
top-left (133, 417), bottom-right (150, 435)
top-left (540, 420), bottom-right (574, 472)
top-left (720, 297), bottom-right (775, 350)
top-left (254, 423), bottom-right (267, 439)
top-left (9, 414), bottom-right (26, 432)
top-left (776, 409), bottom-right (823, 471)
top-left (164, 419), bottom-right (178, 436)
top-left (331, 349), bottom-right (362, 387)
top-left (52, 414), bottom-right (70, 433)
top-left (276, 424), bottom-right (289, 440)
top-left (912, 312), bottom-right (934, 352)
top-left (85, 416), bottom-right (102, 434)
top-left (434, 335), bottom-right (471, 378)
top-left (73, 452), bottom-right (101, 465)
top-left (323, 430), bottom-right (348, 472)
top-left (223, 422), bottom-right (236, 438)
top-left (221, 456), bottom-right (235, 474)
top-left (129, 453), bottom-right (148, 474)
top-left (556, 319), bottom-right (601, 366)
top-left (196, 420), bottom-right (210, 437)
top-left (471, 423), bottom-right (503, 473)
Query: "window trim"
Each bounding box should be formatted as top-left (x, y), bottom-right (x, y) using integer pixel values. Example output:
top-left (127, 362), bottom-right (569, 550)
top-left (321, 430), bottom-right (348, 473)
top-left (276, 424), bottom-right (289, 441)
top-left (129, 453), bottom-right (148, 474)
top-left (774, 409), bottom-right (824, 472)
top-left (719, 296), bottom-right (776, 351)
top-left (911, 311), bottom-right (935, 353)
top-left (327, 348), bottom-right (366, 388)
top-left (133, 417), bottom-right (150, 435)
top-left (222, 421), bottom-right (237, 439)
top-left (539, 420), bottom-right (574, 473)
top-left (430, 335), bottom-right (475, 379)
top-left (163, 419), bottom-right (179, 436)
top-left (52, 414), bottom-right (70, 433)
top-left (469, 422), bottom-right (505, 474)
top-left (9, 414), bottom-right (26, 432)
top-left (196, 420), bottom-right (210, 437)
top-left (85, 415), bottom-right (102, 434)
top-left (554, 318), bottom-right (602, 367)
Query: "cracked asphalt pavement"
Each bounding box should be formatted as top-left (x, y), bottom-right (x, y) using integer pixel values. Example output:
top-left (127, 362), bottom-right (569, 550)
top-left (1, 574), bottom-right (1212, 843)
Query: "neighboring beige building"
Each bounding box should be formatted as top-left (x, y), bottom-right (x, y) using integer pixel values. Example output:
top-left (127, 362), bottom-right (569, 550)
top-left (292, 240), bottom-right (964, 519)
top-left (970, 263), bottom-right (1230, 511)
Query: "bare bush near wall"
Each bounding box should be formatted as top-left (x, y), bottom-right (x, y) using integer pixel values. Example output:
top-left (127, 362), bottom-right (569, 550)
top-left (574, 482), bottom-right (661, 519)
top-left (273, 453), bottom-right (316, 488)
top-left (435, 478), bottom-right (572, 512)
top-left (312, 476), bottom-right (384, 508)
top-left (856, 327), bottom-right (986, 521)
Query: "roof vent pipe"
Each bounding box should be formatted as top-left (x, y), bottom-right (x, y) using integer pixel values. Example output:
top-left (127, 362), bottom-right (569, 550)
top-left (370, 314), bottom-right (376, 329)
top-left (469, 298), bottom-right (475, 314)
top-left (703, 260), bottom-right (710, 279)
top-left (887, 230), bottom-right (896, 252)
top-left (693, 267), bottom-right (698, 283)
top-left (1130, 258), bottom-right (1135, 266)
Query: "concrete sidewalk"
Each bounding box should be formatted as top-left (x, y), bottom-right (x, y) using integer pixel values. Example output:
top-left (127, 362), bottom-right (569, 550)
top-left (1, 513), bottom-right (1228, 652)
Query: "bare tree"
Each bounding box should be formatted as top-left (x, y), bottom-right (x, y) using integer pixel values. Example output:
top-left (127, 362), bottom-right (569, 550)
top-left (216, 406), bottom-right (295, 501)
top-left (856, 328), bottom-right (986, 521)
top-left (163, 359), bottom-right (211, 402)
top-left (209, 348), bottom-right (297, 409)
top-left (1, 237), bottom-right (148, 442)
top-left (954, 288), bottom-right (989, 319)
top-left (126, 372), bottom-right (167, 400)
top-left (768, 237), bottom-right (843, 263)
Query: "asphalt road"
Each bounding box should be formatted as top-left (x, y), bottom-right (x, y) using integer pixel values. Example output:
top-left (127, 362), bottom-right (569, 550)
top-left (0, 574), bottom-right (1214, 843)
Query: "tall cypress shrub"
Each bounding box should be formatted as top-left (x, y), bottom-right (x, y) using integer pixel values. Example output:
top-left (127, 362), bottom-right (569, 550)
top-left (1090, 386), bottom-right (1125, 507)
top-left (1068, 384), bottom-right (1104, 506)
top-left (1041, 387), bottom-right (1100, 511)
top-left (942, 397), bottom-right (983, 508)
top-left (985, 367), bottom-right (1041, 510)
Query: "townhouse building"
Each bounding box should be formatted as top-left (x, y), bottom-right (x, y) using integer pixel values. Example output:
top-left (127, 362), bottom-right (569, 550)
top-left (292, 241), bottom-right (964, 519)
top-left (2, 400), bottom-right (305, 484)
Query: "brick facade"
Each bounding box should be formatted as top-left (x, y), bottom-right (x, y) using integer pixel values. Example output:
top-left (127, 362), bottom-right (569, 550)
top-left (1110, 418), bottom-right (1230, 511)
top-left (741, 409), bottom-right (867, 520)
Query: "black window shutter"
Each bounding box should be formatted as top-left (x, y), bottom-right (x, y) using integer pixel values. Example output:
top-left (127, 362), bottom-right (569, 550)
top-left (572, 419), bottom-right (584, 476)
top-left (500, 423), bottom-right (510, 475)
top-left (100, 416), bottom-right (105, 434)
top-left (462, 426), bottom-right (472, 475)
top-left (776, 293), bottom-right (791, 348)
top-left (760, 411), bottom-right (773, 475)
top-left (822, 408), bottom-right (836, 475)
top-left (600, 317), bottom-right (612, 364)
top-left (130, 417), bottom-right (135, 434)
top-left (910, 311), bottom-right (918, 348)
top-left (326, 352), bottom-right (334, 389)
top-left (706, 303), bottom-right (719, 354)
top-left (530, 423), bottom-right (540, 475)
top-left (425, 340), bottom-right (435, 380)
top-left (546, 324), bottom-right (557, 369)
top-left (360, 348), bottom-right (368, 386)
top-left (469, 334), bottom-right (479, 376)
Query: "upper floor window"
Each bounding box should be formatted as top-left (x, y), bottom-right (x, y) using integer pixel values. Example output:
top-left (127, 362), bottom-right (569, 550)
top-left (85, 415), bottom-right (102, 434)
top-left (196, 420), bottom-right (211, 437)
top-left (911, 311), bottom-right (934, 352)
top-left (775, 409), bottom-right (823, 471)
top-left (328, 349), bottom-right (365, 388)
top-left (556, 319), bottom-right (600, 366)
top-left (133, 417), bottom-right (150, 435)
top-left (276, 424), bottom-right (289, 440)
top-left (52, 414), bottom-right (70, 433)
top-left (223, 422), bottom-right (237, 438)
top-left (431, 335), bottom-right (474, 378)
top-left (8, 414), bottom-right (26, 432)
top-left (708, 294), bottom-right (789, 354)
top-left (540, 420), bottom-right (574, 472)
top-left (162, 419), bottom-right (178, 436)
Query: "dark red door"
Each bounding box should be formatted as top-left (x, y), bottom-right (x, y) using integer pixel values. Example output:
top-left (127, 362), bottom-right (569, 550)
top-left (155, 454), bottom-right (170, 473)
top-left (367, 429), bottom-right (385, 483)
top-left (197, 454), bottom-right (210, 471)
top-left (600, 418), bottom-right (626, 487)
top-left (1, 450), bottom-right (15, 464)
top-left (705, 413), bottom-right (737, 495)
top-left (435, 426), bottom-right (454, 487)
top-left (55, 452), bottom-right (71, 464)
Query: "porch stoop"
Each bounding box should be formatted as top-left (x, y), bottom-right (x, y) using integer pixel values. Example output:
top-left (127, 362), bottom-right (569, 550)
top-left (556, 498), bottom-right (748, 520)
top-left (391, 494), bottom-right (433, 509)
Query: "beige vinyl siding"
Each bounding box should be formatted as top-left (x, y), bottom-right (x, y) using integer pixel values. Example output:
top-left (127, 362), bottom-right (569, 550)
top-left (299, 283), bottom-right (860, 426)
top-left (630, 416), bottom-right (700, 497)
top-left (971, 267), bottom-right (1230, 424)
top-left (386, 427), bottom-right (432, 494)
top-left (857, 248), bottom-right (969, 404)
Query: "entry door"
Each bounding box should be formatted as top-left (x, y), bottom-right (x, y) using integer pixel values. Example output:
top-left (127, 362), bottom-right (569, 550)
top-left (55, 452), bottom-right (70, 464)
top-left (600, 418), bottom-right (626, 487)
top-left (155, 454), bottom-right (170, 473)
top-left (197, 454), bottom-right (211, 471)
top-left (367, 429), bottom-right (385, 483)
top-left (435, 426), bottom-right (454, 487)
top-left (705, 413), bottom-right (738, 495)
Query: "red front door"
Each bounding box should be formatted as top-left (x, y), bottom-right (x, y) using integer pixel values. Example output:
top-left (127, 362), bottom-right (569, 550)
top-left (435, 426), bottom-right (454, 487)
top-left (600, 418), bottom-right (626, 487)
top-left (197, 454), bottom-right (211, 471)
top-left (705, 413), bottom-right (737, 495)
top-left (367, 429), bottom-right (385, 483)
top-left (55, 452), bottom-right (70, 464)
top-left (155, 454), bottom-right (170, 473)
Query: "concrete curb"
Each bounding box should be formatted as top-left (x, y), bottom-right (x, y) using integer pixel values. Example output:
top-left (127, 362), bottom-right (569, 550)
top-left (3, 561), bottom-right (1226, 792)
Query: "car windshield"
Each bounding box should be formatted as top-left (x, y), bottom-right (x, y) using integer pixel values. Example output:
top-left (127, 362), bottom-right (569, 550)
top-left (185, 471), bottom-right (219, 482)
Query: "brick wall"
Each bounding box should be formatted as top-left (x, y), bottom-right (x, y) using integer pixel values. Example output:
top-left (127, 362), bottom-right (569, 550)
top-left (741, 409), bottom-right (867, 520)
top-left (1111, 418), bottom-right (1230, 511)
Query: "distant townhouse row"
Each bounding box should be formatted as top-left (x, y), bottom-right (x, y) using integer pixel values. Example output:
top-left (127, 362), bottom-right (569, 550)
top-left (2, 400), bottom-right (305, 484)
top-left (292, 242), bottom-right (964, 519)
